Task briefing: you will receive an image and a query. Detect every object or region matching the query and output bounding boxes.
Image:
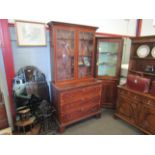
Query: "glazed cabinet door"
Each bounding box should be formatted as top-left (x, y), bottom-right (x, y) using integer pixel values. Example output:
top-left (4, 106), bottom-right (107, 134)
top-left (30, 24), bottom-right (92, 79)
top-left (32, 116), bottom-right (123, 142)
top-left (96, 39), bottom-right (123, 78)
top-left (101, 80), bottom-right (117, 108)
top-left (78, 31), bottom-right (94, 78)
top-left (55, 29), bottom-right (75, 81)
top-left (138, 100), bottom-right (155, 134)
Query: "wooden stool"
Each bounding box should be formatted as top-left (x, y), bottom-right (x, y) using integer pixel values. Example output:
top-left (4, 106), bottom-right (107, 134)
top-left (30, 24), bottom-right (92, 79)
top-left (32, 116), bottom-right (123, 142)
top-left (16, 116), bottom-right (36, 133)
top-left (17, 106), bottom-right (28, 111)
top-left (17, 108), bottom-right (31, 120)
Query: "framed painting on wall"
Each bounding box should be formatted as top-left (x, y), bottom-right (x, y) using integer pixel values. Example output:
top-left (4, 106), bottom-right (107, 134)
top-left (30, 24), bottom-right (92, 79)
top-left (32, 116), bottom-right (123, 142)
top-left (15, 20), bottom-right (46, 46)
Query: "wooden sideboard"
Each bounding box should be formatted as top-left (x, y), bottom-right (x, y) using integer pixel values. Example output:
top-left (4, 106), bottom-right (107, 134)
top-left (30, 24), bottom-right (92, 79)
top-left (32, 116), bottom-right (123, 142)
top-left (52, 80), bottom-right (102, 133)
top-left (0, 90), bottom-right (8, 129)
top-left (115, 85), bottom-right (155, 134)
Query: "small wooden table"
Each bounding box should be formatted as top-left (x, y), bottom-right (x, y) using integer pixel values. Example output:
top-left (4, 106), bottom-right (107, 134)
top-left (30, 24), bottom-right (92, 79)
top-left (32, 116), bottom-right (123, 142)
top-left (16, 116), bottom-right (36, 133)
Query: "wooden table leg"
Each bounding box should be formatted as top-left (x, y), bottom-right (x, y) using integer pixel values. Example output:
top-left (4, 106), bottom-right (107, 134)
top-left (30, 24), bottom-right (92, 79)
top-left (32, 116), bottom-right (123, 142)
top-left (95, 113), bottom-right (101, 119)
top-left (58, 126), bottom-right (65, 133)
top-left (113, 114), bottom-right (118, 119)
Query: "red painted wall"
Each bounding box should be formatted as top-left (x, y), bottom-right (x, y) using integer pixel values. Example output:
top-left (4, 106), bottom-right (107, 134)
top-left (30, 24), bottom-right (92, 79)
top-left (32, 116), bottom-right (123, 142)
top-left (136, 19), bottom-right (142, 37)
top-left (0, 19), bottom-right (16, 121)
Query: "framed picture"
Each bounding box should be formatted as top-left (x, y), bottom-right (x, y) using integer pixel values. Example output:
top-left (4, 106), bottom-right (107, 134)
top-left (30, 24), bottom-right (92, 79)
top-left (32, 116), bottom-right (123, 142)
top-left (15, 20), bottom-right (46, 46)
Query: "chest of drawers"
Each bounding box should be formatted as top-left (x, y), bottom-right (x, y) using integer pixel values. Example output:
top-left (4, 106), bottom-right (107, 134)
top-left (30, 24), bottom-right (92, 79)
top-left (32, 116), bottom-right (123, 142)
top-left (52, 80), bottom-right (102, 133)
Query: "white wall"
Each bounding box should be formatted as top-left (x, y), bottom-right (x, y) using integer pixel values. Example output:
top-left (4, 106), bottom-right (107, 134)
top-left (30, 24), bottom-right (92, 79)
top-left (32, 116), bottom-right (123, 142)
top-left (95, 19), bottom-right (137, 36)
top-left (141, 19), bottom-right (155, 36)
top-left (9, 19), bottom-right (137, 36)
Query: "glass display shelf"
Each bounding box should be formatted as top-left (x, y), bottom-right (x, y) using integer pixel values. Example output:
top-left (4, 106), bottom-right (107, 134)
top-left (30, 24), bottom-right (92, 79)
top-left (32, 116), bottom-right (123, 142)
top-left (98, 65), bottom-right (116, 76)
top-left (97, 62), bottom-right (116, 66)
top-left (98, 52), bottom-right (117, 55)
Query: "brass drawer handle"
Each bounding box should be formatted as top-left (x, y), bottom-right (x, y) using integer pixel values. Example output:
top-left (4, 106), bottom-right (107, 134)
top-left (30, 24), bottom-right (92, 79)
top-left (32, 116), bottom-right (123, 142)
top-left (147, 101), bottom-right (151, 105)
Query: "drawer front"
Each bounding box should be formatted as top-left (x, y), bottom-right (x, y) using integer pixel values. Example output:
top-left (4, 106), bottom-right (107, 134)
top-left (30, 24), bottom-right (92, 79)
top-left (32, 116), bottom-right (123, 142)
top-left (60, 85), bottom-right (101, 104)
top-left (141, 99), bottom-right (155, 107)
top-left (118, 89), bottom-right (141, 103)
top-left (61, 104), bottom-right (100, 123)
top-left (61, 95), bottom-right (100, 113)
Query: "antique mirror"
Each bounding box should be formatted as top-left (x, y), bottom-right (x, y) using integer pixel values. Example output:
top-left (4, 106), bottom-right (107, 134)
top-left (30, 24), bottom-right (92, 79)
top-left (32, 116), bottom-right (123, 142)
top-left (13, 66), bottom-right (50, 110)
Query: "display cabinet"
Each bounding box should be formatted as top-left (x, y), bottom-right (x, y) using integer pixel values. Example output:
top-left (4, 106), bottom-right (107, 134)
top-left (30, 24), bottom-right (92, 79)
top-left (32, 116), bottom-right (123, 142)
top-left (48, 22), bottom-right (102, 132)
top-left (95, 37), bottom-right (123, 108)
top-left (115, 36), bottom-right (155, 134)
top-left (128, 36), bottom-right (155, 80)
top-left (49, 22), bottom-right (97, 84)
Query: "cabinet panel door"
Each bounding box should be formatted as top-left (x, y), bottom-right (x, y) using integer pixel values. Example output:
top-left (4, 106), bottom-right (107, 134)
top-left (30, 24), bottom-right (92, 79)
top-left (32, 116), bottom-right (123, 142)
top-left (116, 96), bottom-right (139, 124)
top-left (56, 29), bottom-right (75, 81)
top-left (78, 32), bottom-right (94, 78)
top-left (101, 81), bottom-right (117, 108)
top-left (96, 39), bottom-right (122, 77)
top-left (138, 103), bottom-right (155, 134)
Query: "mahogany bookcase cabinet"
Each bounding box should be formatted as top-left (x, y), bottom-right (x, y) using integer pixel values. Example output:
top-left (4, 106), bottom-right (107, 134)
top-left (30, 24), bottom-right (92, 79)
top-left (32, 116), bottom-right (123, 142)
top-left (115, 36), bottom-right (155, 134)
top-left (95, 37), bottom-right (123, 108)
top-left (48, 21), bottom-right (102, 133)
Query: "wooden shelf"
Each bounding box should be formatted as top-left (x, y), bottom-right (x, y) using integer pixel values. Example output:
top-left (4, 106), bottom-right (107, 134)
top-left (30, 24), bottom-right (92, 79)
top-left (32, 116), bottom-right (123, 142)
top-left (131, 56), bottom-right (155, 60)
top-left (98, 52), bottom-right (117, 55)
top-left (14, 124), bottom-right (41, 135)
top-left (57, 38), bottom-right (74, 40)
top-left (17, 106), bottom-right (28, 111)
top-left (17, 108), bottom-right (30, 114)
top-left (16, 116), bottom-right (36, 127)
top-left (129, 69), bottom-right (155, 76)
top-left (97, 62), bottom-right (116, 66)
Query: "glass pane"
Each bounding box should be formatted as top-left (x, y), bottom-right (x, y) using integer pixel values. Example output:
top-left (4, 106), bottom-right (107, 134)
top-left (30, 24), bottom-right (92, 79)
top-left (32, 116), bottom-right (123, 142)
top-left (56, 29), bottom-right (75, 81)
top-left (97, 42), bottom-right (119, 76)
top-left (78, 32), bottom-right (93, 78)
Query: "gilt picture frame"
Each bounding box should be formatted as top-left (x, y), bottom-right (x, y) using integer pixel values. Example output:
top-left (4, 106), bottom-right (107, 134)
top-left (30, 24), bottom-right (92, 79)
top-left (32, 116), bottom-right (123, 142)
top-left (15, 20), bottom-right (46, 46)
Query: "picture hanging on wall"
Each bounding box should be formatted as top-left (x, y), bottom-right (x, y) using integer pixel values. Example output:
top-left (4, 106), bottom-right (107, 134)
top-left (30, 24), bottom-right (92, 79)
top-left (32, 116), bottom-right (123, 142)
top-left (15, 20), bottom-right (46, 46)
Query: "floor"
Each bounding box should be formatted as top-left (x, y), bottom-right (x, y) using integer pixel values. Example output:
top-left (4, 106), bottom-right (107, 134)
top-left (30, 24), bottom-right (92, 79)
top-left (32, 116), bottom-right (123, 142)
top-left (48, 109), bottom-right (143, 135)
